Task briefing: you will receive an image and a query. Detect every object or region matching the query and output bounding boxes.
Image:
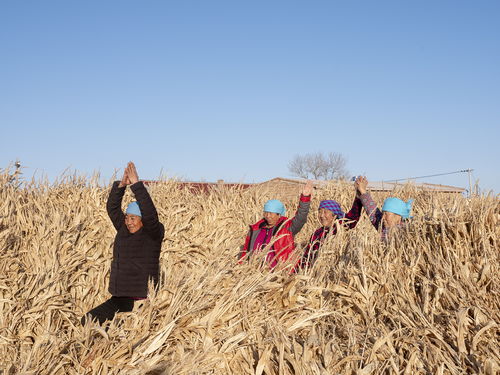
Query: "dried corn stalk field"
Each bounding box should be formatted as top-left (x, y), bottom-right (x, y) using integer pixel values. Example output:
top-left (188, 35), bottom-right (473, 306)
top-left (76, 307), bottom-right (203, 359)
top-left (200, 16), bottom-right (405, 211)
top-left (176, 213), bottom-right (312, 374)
top-left (0, 167), bottom-right (499, 375)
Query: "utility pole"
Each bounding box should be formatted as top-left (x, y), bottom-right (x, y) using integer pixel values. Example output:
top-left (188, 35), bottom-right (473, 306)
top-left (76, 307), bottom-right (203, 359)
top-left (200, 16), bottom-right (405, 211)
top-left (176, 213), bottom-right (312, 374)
top-left (466, 168), bottom-right (473, 197)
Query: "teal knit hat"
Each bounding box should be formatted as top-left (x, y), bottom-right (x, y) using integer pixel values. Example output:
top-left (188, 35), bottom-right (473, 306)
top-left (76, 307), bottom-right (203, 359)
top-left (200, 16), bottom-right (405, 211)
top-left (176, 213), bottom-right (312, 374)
top-left (382, 197), bottom-right (413, 219)
top-left (126, 201), bottom-right (142, 217)
top-left (263, 199), bottom-right (286, 216)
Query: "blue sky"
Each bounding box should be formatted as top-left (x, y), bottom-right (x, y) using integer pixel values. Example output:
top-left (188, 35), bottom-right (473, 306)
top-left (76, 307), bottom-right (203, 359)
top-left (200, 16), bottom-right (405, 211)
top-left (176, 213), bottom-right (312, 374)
top-left (1, 1), bottom-right (499, 193)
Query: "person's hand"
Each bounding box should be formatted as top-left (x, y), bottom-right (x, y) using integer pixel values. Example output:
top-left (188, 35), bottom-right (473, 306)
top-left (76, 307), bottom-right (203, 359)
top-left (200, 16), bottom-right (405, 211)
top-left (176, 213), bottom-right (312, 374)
top-left (118, 167), bottom-right (131, 188)
top-left (355, 176), bottom-right (368, 195)
top-left (126, 162), bottom-right (140, 184)
top-left (302, 180), bottom-right (313, 196)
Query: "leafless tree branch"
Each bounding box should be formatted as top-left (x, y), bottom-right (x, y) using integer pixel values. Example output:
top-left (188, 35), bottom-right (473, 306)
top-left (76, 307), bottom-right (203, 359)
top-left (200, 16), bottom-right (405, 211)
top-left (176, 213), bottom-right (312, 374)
top-left (288, 152), bottom-right (348, 180)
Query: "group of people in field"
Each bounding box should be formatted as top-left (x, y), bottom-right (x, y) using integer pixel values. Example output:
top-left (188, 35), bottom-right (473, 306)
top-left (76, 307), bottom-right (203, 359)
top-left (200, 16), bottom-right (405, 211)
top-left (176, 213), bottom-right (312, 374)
top-left (82, 162), bottom-right (413, 325)
top-left (241, 175), bottom-right (413, 270)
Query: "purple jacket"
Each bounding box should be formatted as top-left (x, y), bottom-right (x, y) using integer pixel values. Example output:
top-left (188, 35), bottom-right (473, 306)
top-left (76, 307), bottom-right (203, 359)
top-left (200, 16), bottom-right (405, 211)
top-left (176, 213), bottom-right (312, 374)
top-left (300, 197), bottom-right (362, 269)
top-left (359, 192), bottom-right (405, 241)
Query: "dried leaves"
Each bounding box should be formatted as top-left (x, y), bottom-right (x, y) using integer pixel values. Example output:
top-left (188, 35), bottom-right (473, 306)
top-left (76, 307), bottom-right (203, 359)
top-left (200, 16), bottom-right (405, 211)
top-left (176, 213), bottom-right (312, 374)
top-left (0, 170), bottom-right (499, 374)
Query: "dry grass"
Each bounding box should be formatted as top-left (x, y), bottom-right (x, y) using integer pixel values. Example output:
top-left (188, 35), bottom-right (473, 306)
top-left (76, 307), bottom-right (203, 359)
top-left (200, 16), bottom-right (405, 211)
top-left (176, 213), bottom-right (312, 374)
top-left (0, 166), bottom-right (499, 374)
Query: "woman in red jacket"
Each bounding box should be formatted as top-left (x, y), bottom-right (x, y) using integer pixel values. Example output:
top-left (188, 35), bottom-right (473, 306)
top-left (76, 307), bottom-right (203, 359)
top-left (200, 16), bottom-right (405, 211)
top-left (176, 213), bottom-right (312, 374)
top-left (240, 181), bottom-right (313, 269)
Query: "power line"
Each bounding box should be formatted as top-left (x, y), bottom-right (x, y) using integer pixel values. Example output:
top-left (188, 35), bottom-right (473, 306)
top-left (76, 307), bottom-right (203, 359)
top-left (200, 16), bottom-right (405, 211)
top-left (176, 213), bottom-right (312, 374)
top-left (384, 169), bottom-right (473, 183)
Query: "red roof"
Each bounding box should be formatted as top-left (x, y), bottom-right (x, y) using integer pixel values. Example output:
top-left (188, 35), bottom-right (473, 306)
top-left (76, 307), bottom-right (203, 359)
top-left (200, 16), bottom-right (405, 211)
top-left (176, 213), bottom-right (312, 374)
top-left (177, 182), bottom-right (253, 193)
top-left (143, 180), bottom-right (253, 193)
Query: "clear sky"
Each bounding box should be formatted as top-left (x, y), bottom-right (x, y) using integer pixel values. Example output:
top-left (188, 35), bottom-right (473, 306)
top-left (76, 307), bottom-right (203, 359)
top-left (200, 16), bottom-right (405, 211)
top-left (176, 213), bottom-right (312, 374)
top-left (1, 1), bottom-right (499, 193)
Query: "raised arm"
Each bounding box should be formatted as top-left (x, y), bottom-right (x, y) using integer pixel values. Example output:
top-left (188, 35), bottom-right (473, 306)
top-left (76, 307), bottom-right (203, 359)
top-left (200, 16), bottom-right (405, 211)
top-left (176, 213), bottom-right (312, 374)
top-left (127, 162), bottom-right (164, 239)
top-left (289, 180), bottom-right (312, 235)
top-left (106, 181), bottom-right (126, 230)
top-left (355, 176), bottom-right (382, 230)
top-left (341, 196), bottom-right (363, 229)
top-left (106, 164), bottom-right (133, 230)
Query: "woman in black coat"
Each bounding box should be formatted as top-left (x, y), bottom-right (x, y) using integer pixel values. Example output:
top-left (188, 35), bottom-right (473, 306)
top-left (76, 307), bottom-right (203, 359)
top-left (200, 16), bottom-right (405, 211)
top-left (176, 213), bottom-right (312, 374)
top-left (81, 162), bottom-right (164, 325)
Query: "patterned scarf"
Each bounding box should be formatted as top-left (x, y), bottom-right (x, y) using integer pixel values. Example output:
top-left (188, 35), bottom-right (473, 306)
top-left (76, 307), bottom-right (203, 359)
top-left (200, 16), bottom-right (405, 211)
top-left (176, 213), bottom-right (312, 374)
top-left (319, 200), bottom-right (344, 218)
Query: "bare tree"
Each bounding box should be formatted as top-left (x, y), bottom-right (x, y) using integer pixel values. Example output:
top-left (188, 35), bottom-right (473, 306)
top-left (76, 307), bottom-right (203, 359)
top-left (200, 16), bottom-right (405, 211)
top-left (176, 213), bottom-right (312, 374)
top-left (288, 152), bottom-right (348, 180)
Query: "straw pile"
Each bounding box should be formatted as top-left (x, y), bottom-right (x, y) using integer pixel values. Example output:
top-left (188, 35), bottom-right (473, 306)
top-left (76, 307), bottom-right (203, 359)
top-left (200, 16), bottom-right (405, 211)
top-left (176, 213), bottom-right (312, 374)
top-left (0, 166), bottom-right (498, 374)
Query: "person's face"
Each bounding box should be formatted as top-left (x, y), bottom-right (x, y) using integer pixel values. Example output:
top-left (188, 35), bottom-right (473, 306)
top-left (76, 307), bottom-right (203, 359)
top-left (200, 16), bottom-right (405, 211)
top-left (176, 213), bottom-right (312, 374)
top-left (125, 214), bottom-right (143, 233)
top-left (263, 212), bottom-right (281, 226)
top-left (382, 211), bottom-right (402, 228)
top-left (318, 208), bottom-right (336, 227)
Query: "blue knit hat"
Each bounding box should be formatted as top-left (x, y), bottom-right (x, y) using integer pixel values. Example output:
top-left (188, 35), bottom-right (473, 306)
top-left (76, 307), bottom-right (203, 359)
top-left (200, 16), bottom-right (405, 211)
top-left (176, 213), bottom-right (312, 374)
top-left (263, 199), bottom-right (286, 216)
top-left (382, 197), bottom-right (413, 219)
top-left (126, 201), bottom-right (142, 217)
top-left (319, 200), bottom-right (345, 218)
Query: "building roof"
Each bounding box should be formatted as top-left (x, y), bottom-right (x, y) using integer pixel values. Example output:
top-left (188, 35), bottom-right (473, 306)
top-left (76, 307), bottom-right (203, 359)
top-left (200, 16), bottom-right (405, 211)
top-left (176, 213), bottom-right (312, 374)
top-left (258, 177), bottom-right (465, 193)
top-left (366, 181), bottom-right (465, 193)
top-left (146, 177), bottom-right (465, 194)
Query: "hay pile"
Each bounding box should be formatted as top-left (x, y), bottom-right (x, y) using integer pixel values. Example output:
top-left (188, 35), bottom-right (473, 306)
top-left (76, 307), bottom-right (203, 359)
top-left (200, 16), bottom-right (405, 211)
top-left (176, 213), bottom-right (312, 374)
top-left (0, 167), bottom-right (498, 374)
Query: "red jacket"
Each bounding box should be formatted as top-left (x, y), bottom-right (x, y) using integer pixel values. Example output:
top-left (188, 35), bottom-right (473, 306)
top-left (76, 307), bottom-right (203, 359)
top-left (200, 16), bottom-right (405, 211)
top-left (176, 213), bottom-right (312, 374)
top-left (240, 194), bottom-right (311, 268)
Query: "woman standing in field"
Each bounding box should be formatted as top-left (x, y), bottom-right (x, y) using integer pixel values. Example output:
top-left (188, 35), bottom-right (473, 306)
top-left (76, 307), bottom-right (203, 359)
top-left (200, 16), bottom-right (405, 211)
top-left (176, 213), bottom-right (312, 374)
top-left (240, 181), bottom-right (313, 269)
top-left (355, 176), bottom-right (413, 241)
top-left (299, 182), bottom-right (363, 270)
top-left (81, 162), bottom-right (165, 325)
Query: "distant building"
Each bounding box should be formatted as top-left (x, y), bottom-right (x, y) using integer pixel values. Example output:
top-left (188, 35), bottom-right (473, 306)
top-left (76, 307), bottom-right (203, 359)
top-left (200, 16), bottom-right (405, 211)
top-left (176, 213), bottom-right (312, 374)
top-left (177, 180), bottom-right (253, 193)
top-left (362, 180), bottom-right (465, 194)
top-left (144, 179), bottom-right (252, 193)
top-left (257, 177), bottom-right (465, 195)
top-left (147, 177), bottom-right (465, 195)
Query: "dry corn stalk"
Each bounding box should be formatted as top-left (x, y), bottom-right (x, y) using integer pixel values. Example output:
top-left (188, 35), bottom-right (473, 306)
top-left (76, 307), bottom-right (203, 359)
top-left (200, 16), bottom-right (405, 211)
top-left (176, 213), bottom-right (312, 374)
top-left (0, 165), bottom-right (498, 374)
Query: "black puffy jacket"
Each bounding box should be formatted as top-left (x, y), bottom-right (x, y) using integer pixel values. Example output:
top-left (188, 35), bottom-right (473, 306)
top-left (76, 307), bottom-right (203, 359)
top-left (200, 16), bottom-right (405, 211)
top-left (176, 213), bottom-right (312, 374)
top-left (106, 181), bottom-right (164, 297)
